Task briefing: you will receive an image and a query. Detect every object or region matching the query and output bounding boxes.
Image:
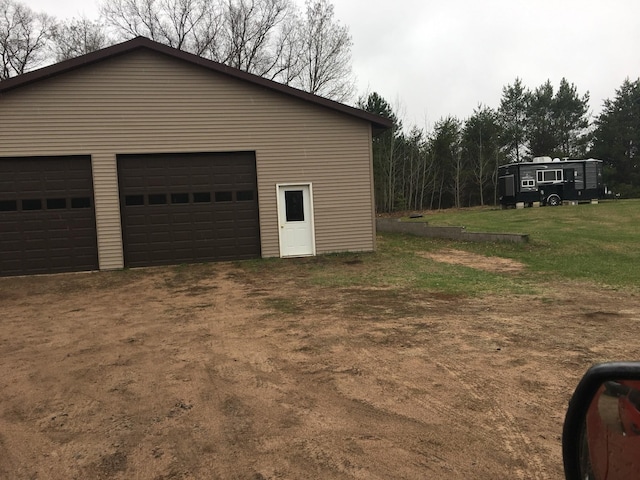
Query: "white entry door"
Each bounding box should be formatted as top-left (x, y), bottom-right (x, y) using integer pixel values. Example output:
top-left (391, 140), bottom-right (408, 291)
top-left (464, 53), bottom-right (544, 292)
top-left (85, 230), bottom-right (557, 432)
top-left (277, 184), bottom-right (315, 257)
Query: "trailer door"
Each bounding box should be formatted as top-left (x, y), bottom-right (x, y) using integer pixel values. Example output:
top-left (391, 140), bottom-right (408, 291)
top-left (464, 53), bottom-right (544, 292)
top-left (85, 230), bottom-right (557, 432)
top-left (500, 174), bottom-right (515, 197)
top-left (563, 168), bottom-right (576, 200)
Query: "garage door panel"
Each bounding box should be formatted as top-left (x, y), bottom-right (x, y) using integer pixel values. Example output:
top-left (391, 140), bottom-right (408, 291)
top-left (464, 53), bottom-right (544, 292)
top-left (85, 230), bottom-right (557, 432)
top-left (0, 182), bottom-right (14, 194)
top-left (147, 176), bottom-right (167, 188)
top-left (44, 179), bottom-right (73, 191)
top-left (121, 177), bottom-right (143, 189)
top-left (1, 226), bottom-right (21, 240)
top-left (149, 232), bottom-right (172, 243)
top-left (168, 176), bottom-right (190, 188)
top-left (47, 218), bottom-right (72, 232)
top-left (172, 231), bottom-right (193, 242)
top-left (235, 173), bottom-right (257, 184)
top-left (170, 212), bottom-right (193, 223)
top-left (65, 180), bottom-right (94, 192)
top-left (167, 165), bottom-right (187, 175)
top-left (214, 175), bottom-right (233, 187)
top-left (191, 176), bottom-right (211, 188)
top-left (118, 152), bottom-right (260, 268)
top-left (2, 259), bottom-right (21, 272)
top-left (237, 226), bottom-right (260, 237)
top-left (234, 209), bottom-right (259, 220)
top-left (148, 212), bottom-right (170, 224)
top-left (68, 221), bottom-right (99, 234)
top-left (193, 217), bottom-right (216, 229)
top-left (1, 238), bottom-right (21, 249)
top-left (47, 238), bottom-right (75, 249)
top-left (212, 210), bottom-right (235, 221)
top-left (17, 181), bottom-right (44, 193)
top-left (126, 213), bottom-right (147, 224)
top-left (23, 234), bottom-right (47, 246)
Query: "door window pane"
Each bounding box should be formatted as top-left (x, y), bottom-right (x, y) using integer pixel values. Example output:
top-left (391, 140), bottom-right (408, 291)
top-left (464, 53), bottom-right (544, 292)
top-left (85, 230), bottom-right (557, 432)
top-left (285, 190), bottom-right (304, 222)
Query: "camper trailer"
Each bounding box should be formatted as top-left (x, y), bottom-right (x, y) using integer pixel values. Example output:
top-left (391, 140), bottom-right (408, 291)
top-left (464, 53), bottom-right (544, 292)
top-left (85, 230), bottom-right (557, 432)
top-left (498, 157), bottom-right (605, 207)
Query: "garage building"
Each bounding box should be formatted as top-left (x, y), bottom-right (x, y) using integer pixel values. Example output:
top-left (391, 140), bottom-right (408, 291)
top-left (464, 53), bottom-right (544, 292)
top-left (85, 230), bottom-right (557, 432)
top-left (0, 37), bottom-right (390, 276)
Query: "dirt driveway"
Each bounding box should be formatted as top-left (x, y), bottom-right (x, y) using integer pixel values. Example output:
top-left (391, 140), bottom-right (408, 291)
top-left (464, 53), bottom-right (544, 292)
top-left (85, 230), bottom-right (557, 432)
top-left (1, 255), bottom-right (639, 479)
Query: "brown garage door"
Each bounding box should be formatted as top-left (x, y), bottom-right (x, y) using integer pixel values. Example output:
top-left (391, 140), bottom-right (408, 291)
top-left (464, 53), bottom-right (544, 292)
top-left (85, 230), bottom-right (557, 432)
top-left (0, 156), bottom-right (99, 276)
top-left (118, 152), bottom-right (260, 267)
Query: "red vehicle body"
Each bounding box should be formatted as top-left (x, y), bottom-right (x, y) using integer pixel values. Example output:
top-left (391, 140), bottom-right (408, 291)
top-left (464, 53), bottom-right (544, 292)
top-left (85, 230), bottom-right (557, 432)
top-left (585, 380), bottom-right (640, 479)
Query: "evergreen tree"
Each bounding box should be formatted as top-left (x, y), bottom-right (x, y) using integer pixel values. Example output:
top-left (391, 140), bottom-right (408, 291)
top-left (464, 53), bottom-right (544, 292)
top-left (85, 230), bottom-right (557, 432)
top-left (431, 116), bottom-right (463, 208)
top-left (526, 80), bottom-right (558, 157)
top-left (553, 78), bottom-right (590, 157)
top-left (463, 105), bottom-right (501, 206)
top-left (358, 92), bottom-right (402, 212)
top-left (498, 78), bottom-right (529, 162)
top-left (591, 78), bottom-right (640, 197)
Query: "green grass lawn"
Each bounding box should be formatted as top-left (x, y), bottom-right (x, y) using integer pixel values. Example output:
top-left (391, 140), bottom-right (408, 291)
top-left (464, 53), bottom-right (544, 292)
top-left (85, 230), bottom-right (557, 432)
top-left (240, 199), bottom-right (640, 297)
top-left (409, 199), bottom-right (640, 289)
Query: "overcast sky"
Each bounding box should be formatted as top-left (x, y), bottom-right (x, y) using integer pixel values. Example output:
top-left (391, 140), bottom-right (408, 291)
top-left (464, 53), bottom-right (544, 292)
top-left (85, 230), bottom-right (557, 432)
top-left (22, 0), bottom-right (640, 130)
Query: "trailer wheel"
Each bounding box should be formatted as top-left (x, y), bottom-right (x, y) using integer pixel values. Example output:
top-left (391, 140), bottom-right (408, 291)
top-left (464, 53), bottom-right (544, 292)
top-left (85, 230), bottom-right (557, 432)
top-left (547, 194), bottom-right (561, 206)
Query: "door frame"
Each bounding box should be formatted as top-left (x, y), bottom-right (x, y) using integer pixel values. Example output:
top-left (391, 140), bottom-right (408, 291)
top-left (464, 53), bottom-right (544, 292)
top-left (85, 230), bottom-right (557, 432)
top-left (276, 182), bottom-right (316, 258)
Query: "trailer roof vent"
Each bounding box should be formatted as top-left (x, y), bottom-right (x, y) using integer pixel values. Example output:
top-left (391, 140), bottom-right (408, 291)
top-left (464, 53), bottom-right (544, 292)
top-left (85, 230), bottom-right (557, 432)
top-left (532, 156), bottom-right (552, 163)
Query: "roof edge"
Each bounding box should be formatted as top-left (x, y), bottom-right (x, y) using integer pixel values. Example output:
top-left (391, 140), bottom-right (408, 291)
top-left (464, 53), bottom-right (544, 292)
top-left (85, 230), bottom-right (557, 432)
top-left (0, 36), bottom-right (392, 132)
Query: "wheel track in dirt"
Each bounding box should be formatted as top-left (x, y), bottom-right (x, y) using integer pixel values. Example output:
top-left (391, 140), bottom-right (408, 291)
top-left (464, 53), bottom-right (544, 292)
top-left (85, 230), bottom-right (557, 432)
top-left (349, 348), bottom-right (538, 476)
top-left (235, 271), bottom-right (556, 478)
top-left (435, 361), bottom-right (550, 480)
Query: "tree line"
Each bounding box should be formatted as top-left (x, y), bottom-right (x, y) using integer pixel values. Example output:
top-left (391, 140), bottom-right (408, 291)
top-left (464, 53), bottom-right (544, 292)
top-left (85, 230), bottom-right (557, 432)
top-left (0, 0), bottom-right (354, 101)
top-left (2, 0), bottom-right (638, 211)
top-left (361, 76), bottom-right (640, 212)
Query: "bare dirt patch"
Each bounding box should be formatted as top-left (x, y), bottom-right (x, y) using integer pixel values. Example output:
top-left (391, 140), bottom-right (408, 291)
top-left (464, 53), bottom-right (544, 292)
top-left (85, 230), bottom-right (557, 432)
top-left (418, 248), bottom-right (526, 274)
top-left (1, 261), bottom-right (639, 479)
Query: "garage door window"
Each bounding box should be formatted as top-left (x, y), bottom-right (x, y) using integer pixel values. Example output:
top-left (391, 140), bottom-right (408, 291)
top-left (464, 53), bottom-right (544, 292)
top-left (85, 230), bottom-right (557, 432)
top-left (237, 190), bottom-right (254, 201)
top-left (0, 197), bottom-right (91, 211)
top-left (47, 198), bottom-right (67, 209)
top-left (71, 197), bottom-right (92, 209)
top-left (125, 195), bottom-right (144, 206)
top-left (22, 199), bottom-right (42, 210)
top-left (171, 193), bottom-right (189, 204)
top-left (148, 194), bottom-right (167, 205)
top-left (193, 192), bottom-right (211, 203)
top-left (0, 200), bottom-right (18, 211)
top-left (214, 191), bottom-right (232, 202)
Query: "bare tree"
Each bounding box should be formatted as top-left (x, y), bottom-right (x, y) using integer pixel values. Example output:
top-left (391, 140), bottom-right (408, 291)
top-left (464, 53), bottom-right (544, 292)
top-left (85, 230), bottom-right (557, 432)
top-left (219, 0), bottom-right (291, 76)
top-left (101, 0), bottom-right (224, 54)
top-left (100, 0), bottom-right (293, 76)
top-left (0, 0), bottom-right (54, 80)
top-left (99, 0), bottom-right (354, 101)
top-left (51, 17), bottom-right (110, 61)
top-left (294, 0), bottom-right (353, 102)
top-left (266, 12), bottom-right (303, 84)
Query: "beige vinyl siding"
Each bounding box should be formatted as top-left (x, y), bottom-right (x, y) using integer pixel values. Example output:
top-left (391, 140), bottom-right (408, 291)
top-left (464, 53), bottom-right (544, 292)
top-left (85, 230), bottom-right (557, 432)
top-left (91, 154), bottom-right (124, 270)
top-left (0, 49), bottom-right (375, 265)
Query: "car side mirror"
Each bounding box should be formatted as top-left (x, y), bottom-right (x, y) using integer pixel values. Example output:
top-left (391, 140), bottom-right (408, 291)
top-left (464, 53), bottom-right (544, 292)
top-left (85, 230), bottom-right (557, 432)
top-left (563, 362), bottom-right (640, 479)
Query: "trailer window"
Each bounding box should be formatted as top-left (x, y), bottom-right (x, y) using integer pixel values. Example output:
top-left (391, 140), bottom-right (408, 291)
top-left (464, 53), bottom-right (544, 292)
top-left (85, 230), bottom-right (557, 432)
top-left (522, 179), bottom-right (535, 188)
top-left (537, 169), bottom-right (563, 183)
